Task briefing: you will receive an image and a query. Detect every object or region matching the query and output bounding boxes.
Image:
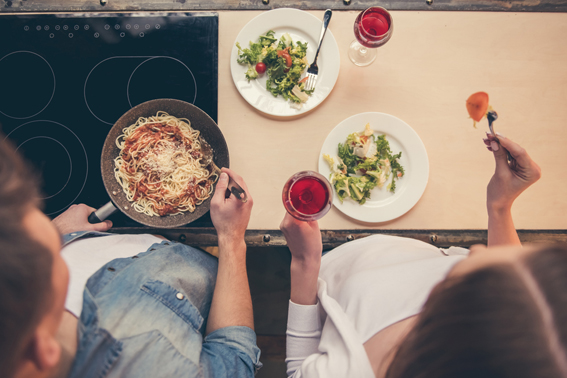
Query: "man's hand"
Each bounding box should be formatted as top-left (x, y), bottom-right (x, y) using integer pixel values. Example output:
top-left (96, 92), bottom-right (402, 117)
top-left (210, 168), bottom-right (253, 246)
top-left (52, 204), bottom-right (112, 235)
top-left (484, 133), bottom-right (541, 214)
top-left (206, 168), bottom-right (254, 334)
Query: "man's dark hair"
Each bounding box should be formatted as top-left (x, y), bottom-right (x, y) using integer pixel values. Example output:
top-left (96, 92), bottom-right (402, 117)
top-left (0, 137), bottom-right (53, 377)
top-left (386, 244), bottom-right (567, 378)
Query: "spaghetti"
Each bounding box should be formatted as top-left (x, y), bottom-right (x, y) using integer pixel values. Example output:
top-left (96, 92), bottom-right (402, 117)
top-left (114, 111), bottom-right (218, 216)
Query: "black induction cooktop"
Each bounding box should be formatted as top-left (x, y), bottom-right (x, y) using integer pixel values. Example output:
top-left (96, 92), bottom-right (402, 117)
top-left (0, 13), bottom-right (218, 226)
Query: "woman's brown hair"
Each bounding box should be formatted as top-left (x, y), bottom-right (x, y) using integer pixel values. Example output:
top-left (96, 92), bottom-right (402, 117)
top-left (386, 245), bottom-right (567, 378)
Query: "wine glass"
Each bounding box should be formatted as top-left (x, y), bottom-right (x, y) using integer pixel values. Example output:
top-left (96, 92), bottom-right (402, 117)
top-left (348, 6), bottom-right (393, 67)
top-left (282, 171), bottom-right (332, 221)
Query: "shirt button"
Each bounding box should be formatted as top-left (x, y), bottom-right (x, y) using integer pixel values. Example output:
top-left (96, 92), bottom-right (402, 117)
top-left (176, 292), bottom-right (184, 300)
top-left (71, 233), bottom-right (77, 236)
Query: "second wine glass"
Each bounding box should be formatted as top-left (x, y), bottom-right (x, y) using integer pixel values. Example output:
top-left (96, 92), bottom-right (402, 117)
top-left (348, 6), bottom-right (393, 67)
top-left (282, 171), bottom-right (332, 222)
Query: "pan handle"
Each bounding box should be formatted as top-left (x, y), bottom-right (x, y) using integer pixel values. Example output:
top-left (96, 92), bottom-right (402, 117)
top-left (88, 201), bottom-right (119, 223)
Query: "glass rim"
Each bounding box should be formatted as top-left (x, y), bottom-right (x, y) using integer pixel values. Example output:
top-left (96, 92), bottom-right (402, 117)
top-left (283, 170), bottom-right (333, 218)
top-left (359, 6), bottom-right (392, 38)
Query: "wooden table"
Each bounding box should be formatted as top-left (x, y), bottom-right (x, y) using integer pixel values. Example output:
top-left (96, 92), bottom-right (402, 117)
top-left (218, 11), bottom-right (567, 235)
top-left (3, 4), bottom-right (566, 247)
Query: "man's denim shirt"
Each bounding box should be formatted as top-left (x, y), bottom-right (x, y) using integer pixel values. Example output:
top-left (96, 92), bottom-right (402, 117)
top-left (63, 231), bottom-right (262, 378)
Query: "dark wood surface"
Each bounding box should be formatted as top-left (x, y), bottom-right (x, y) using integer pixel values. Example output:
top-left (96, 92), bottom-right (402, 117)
top-left (112, 227), bottom-right (567, 248)
top-left (247, 247), bottom-right (290, 377)
top-left (2, 0), bottom-right (567, 13)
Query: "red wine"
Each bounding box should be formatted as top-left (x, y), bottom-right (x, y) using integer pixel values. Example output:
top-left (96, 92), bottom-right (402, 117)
top-left (289, 176), bottom-right (329, 215)
top-left (362, 14), bottom-right (389, 36)
top-left (354, 7), bottom-right (392, 48)
top-left (282, 171), bottom-right (332, 221)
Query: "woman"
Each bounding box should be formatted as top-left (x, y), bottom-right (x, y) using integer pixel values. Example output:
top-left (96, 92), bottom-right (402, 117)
top-left (280, 133), bottom-right (561, 378)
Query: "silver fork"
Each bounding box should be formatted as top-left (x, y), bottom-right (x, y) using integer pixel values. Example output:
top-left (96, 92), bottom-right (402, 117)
top-left (305, 9), bottom-right (332, 91)
top-left (487, 110), bottom-right (512, 162)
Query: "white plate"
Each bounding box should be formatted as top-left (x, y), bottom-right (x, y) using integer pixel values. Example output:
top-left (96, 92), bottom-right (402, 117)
top-left (230, 8), bottom-right (340, 117)
top-left (318, 113), bottom-right (429, 223)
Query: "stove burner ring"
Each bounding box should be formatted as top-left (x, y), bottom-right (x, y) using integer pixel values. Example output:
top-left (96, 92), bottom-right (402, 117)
top-left (0, 51), bottom-right (56, 120)
top-left (84, 56), bottom-right (198, 126)
top-left (15, 136), bottom-right (72, 200)
top-left (126, 56), bottom-right (197, 108)
top-left (4, 120), bottom-right (88, 216)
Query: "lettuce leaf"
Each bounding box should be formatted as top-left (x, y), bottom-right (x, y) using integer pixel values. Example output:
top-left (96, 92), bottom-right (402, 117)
top-left (259, 30), bottom-right (277, 46)
top-left (245, 66), bottom-right (259, 81)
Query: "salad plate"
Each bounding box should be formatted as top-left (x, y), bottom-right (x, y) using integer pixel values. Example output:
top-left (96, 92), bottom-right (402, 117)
top-left (318, 112), bottom-right (429, 223)
top-left (230, 8), bottom-right (340, 117)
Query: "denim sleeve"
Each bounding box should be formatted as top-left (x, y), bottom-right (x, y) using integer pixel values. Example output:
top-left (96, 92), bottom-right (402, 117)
top-left (200, 326), bottom-right (262, 377)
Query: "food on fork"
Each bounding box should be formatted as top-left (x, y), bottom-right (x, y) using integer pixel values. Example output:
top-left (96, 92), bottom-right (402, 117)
top-left (114, 111), bottom-right (218, 217)
top-left (324, 123), bottom-right (405, 205)
top-left (466, 91), bottom-right (490, 127)
top-left (236, 30), bottom-right (313, 108)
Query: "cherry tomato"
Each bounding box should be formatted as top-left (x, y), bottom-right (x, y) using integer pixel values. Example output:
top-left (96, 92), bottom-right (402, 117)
top-left (255, 62), bottom-right (267, 74)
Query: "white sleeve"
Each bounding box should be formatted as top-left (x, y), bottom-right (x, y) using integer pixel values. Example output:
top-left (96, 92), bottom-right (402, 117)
top-left (285, 300), bottom-right (322, 377)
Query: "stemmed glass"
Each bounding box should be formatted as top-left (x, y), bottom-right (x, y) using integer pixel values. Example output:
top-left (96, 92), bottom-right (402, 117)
top-left (282, 171), bottom-right (332, 221)
top-left (348, 6), bottom-right (393, 67)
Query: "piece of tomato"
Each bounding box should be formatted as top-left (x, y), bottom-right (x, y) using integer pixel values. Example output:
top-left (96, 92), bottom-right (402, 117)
top-left (277, 50), bottom-right (292, 67)
top-left (255, 62), bottom-right (266, 74)
top-left (299, 77), bottom-right (308, 84)
top-left (283, 53), bottom-right (292, 67)
top-left (466, 92), bottom-right (489, 122)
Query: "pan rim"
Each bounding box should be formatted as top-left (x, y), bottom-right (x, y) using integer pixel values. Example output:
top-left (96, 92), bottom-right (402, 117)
top-left (100, 98), bottom-right (229, 228)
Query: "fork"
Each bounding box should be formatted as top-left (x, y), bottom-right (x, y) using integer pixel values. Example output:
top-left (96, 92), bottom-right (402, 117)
top-left (487, 110), bottom-right (512, 162)
top-left (199, 137), bottom-right (247, 203)
top-left (305, 9), bottom-right (332, 91)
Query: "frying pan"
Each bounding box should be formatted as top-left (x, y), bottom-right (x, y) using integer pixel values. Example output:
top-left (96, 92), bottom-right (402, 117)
top-left (88, 99), bottom-right (229, 228)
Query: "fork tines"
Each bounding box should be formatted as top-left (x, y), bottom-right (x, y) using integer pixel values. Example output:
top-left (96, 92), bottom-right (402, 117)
top-left (305, 65), bottom-right (318, 91)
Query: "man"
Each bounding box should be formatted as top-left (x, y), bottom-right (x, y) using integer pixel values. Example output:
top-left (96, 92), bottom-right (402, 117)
top-left (0, 137), bottom-right (261, 378)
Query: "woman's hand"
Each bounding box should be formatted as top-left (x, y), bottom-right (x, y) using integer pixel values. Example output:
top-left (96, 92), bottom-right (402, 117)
top-left (484, 133), bottom-right (541, 246)
top-left (280, 213), bottom-right (322, 305)
top-left (210, 168), bottom-right (253, 247)
top-left (484, 133), bottom-right (541, 214)
top-left (280, 212), bottom-right (322, 263)
top-left (52, 203), bottom-right (113, 235)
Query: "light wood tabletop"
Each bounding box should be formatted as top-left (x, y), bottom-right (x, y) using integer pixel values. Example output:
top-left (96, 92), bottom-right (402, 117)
top-left (218, 10), bottom-right (567, 231)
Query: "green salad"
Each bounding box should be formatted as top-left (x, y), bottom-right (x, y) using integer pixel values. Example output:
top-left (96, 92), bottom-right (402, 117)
top-left (236, 30), bottom-right (313, 106)
top-left (324, 124), bottom-right (405, 205)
